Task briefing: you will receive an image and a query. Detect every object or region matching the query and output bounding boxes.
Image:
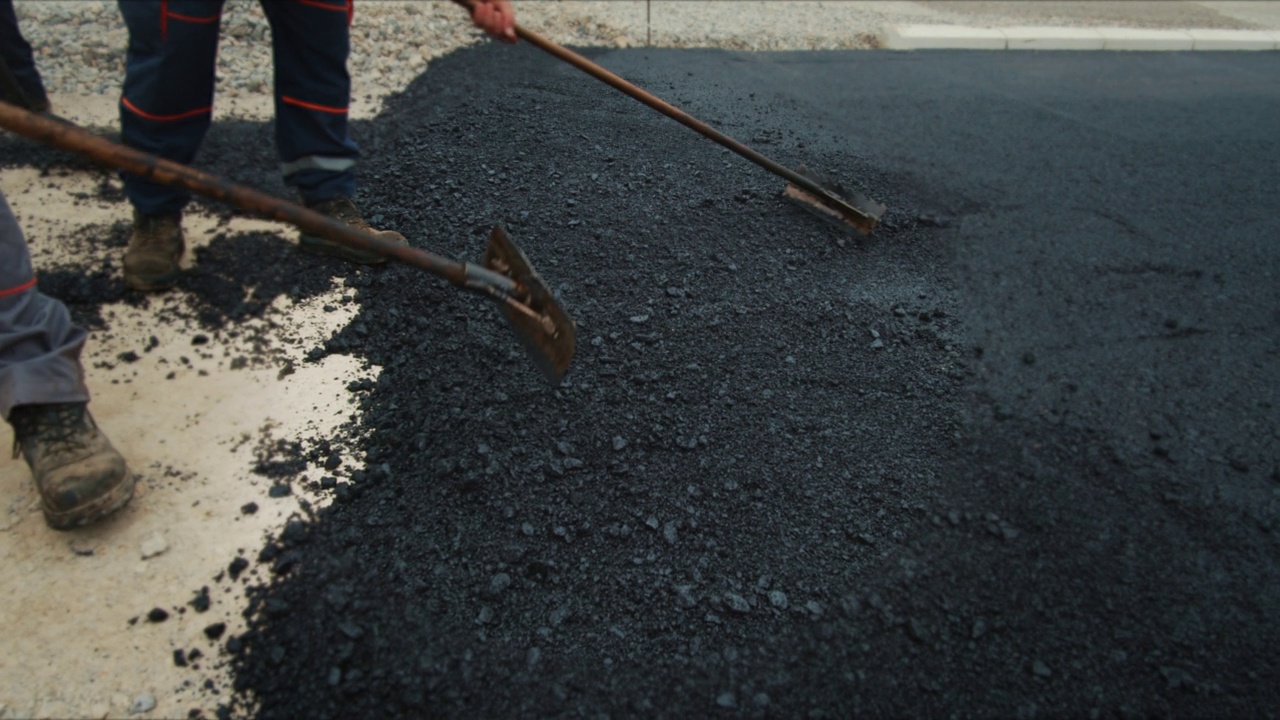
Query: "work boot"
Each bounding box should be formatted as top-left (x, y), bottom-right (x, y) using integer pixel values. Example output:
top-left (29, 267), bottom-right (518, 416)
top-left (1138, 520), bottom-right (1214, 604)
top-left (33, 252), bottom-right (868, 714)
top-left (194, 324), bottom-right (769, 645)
top-left (299, 196), bottom-right (408, 265)
top-left (9, 403), bottom-right (133, 530)
top-left (124, 211), bottom-right (184, 291)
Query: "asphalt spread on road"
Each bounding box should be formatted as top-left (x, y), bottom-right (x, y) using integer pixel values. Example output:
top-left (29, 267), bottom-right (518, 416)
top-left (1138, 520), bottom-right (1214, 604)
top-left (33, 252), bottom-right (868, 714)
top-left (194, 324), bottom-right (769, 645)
top-left (5, 44), bottom-right (1278, 718)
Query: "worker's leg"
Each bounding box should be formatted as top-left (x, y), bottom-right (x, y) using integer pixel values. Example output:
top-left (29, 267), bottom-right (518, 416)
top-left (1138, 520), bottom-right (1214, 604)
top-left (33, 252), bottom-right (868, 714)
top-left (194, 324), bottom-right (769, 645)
top-left (0, 192), bottom-right (88, 419)
top-left (261, 0), bottom-right (405, 264)
top-left (117, 0), bottom-right (226, 289)
top-left (118, 0), bottom-right (225, 216)
top-left (1, 192), bottom-right (133, 529)
top-left (260, 0), bottom-right (358, 204)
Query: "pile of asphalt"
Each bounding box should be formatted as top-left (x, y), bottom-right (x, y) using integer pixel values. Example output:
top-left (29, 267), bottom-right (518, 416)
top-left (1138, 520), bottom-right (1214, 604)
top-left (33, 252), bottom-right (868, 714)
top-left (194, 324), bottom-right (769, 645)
top-left (220, 46), bottom-right (1280, 719)
top-left (215, 43), bottom-right (968, 719)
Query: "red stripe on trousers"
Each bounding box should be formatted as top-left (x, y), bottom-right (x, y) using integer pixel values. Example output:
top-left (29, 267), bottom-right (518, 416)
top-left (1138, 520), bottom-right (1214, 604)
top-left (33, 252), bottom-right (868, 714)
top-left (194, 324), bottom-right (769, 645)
top-left (122, 96), bottom-right (213, 122)
top-left (281, 95), bottom-right (348, 114)
top-left (0, 277), bottom-right (37, 298)
top-left (168, 11), bottom-right (221, 23)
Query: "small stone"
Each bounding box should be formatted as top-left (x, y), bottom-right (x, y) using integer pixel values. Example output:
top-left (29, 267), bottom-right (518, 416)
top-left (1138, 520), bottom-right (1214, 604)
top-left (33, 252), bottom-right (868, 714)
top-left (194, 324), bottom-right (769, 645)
top-left (268, 483), bottom-right (291, 498)
top-left (228, 556), bottom-right (249, 580)
top-left (240, 502), bottom-right (258, 515)
top-left (70, 540), bottom-right (95, 556)
top-left (489, 573), bottom-right (512, 596)
top-left (754, 692), bottom-right (771, 707)
top-left (870, 338), bottom-right (885, 350)
top-left (128, 693), bottom-right (156, 715)
top-left (147, 607), bottom-right (169, 623)
top-left (140, 533), bottom-right (169, 560)
top-left (805, 600), bottom-right (823, 617)
top-left (612, 436), bottom-right (628, 451)
top-left (1032, 659), bottom-right (1052, 677)
top-left (663, 522), bottom-right (679, 545)
top-left (768, 590), bottom-right (789, 610)
top-left (725, 593), bottom-right (750, 614)
top-left (645, 516), bottom-right (660, 530)
top-left (716, 692), bottom-right (737, 708)
top-left (203, 622), bottom-right (227, 640)
top-left (173, 649), bottom-right (187, 667)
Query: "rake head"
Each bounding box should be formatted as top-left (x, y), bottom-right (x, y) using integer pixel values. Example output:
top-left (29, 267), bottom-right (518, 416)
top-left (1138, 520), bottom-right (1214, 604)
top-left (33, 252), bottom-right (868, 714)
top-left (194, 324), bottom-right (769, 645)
top-left (481, 226), bottom-right (577, 385)
top-left (782, 165), bottom-right (887, 236)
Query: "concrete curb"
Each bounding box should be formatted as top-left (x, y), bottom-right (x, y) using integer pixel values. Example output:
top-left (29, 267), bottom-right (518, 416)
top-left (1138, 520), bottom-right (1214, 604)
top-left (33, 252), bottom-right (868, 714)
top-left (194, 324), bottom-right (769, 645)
top-left (880, 25), bottom-right (1280, 51)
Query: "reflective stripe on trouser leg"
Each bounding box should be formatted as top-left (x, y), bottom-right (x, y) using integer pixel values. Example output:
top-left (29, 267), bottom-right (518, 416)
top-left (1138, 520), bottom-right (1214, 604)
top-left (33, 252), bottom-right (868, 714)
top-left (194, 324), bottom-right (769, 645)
top-left (0, 191), bottom-right (89, 420)
top-left (279, 155), bottom-right (357, 176)
top-left (261, 0), bottom-right (358, 203)
top-left (118, 0), bottom-right (224, 216)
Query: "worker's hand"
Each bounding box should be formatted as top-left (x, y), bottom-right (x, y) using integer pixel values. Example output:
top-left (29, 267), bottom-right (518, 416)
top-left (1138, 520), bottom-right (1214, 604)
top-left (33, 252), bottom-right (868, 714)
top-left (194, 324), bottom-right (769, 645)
top-left (469, 0), bottom-right (517, 43)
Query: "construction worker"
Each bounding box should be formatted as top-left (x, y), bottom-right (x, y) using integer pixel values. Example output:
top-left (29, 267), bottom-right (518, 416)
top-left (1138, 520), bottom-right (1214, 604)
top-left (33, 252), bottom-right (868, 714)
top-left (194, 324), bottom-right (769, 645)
top-left (118, 0), bottom-right (516, 290)
top-left (0, 190), bottom-right (133, 530)
top-left (0, 0), bottom-right (51, 113)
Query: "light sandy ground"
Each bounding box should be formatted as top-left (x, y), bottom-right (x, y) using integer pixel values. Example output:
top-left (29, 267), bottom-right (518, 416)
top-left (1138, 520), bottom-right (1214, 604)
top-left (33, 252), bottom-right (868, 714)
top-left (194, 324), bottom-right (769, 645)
top-left (3, 2), bottom-right (1279, 719)
top-left (2, 153), bottom-right (372, 718)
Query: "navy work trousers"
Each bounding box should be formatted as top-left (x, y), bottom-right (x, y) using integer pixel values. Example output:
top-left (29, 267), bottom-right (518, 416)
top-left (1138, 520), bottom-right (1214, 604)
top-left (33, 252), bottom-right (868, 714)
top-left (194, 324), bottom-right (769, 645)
top-left (119, 0), bottom-right (360, 216)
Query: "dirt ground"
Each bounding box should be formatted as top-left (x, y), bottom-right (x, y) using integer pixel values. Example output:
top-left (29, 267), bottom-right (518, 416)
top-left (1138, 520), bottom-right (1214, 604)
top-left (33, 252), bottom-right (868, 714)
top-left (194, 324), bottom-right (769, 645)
top-left (0, 96), bottom-right (376, 718)
top-left (3, 6), bottom-right (1280, 720)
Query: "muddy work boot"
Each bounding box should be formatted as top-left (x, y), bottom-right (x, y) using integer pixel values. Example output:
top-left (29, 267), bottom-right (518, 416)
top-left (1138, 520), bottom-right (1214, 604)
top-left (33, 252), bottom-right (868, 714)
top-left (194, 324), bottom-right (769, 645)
top-left (299, 196), bottom-right (408, 265)
top-left (123, 211), bottom-right (185, 291)
top-left (9, 403), bottom-right (133, 530)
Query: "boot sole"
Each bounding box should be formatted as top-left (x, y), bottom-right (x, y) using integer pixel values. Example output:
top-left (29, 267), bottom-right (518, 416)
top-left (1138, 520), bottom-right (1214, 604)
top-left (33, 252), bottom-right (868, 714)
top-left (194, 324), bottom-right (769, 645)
top-left (43, 471), bottom-right (137, 531)
top-left (299, 237), bottom-right (389, 266)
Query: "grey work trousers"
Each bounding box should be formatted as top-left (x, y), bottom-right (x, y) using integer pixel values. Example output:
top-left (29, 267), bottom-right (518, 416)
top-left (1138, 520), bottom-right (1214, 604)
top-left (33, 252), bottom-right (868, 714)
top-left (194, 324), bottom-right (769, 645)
top-left (0, 189), bottom-right (89, 420)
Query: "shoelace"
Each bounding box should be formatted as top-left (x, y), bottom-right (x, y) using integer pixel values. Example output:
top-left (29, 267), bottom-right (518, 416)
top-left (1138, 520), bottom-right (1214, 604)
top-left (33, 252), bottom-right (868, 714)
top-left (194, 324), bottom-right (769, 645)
top-left (10, 404), bottom-right (91, 460)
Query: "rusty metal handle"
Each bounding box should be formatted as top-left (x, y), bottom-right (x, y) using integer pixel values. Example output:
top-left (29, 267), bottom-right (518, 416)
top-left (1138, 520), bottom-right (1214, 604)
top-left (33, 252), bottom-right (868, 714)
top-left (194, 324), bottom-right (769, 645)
top-left (508, 23), bottom-right (877, 225)
top-left (0, 100), bottom-right (519, 295)
top-left (450, 0), bottom-right (871, 222)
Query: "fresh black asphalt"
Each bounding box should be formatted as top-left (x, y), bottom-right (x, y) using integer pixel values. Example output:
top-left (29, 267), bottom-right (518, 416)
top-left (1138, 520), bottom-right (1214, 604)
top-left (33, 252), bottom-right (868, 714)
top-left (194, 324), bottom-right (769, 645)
top-left (6, 45), bottom-right (1278, 719)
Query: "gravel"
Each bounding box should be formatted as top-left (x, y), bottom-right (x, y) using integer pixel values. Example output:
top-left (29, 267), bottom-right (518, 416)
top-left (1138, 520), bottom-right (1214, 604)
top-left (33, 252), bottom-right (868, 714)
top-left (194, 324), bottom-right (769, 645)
top-left (12, 0), bottom-right (1277, 115)
top-left (12, 0), bottom-right (885, 118)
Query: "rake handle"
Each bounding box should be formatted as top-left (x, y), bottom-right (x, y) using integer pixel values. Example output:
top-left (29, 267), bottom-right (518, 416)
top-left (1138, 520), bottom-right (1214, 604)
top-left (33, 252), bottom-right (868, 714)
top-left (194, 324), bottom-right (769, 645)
top-left (0, 100), bottom-right (509, 294)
